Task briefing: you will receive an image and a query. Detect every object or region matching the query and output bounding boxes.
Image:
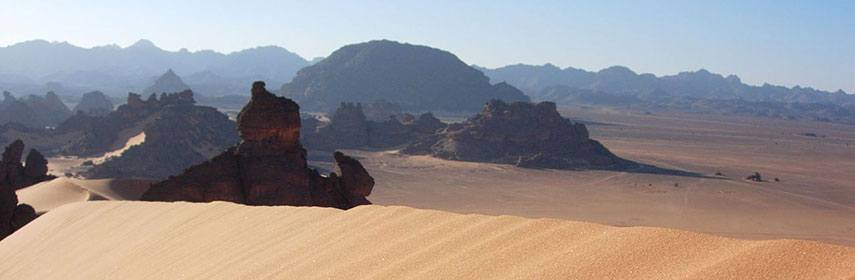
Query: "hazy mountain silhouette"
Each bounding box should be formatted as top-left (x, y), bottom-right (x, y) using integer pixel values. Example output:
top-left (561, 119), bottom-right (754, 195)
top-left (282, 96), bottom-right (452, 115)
top-left (142, 69), bottom-right (190, 95)
top-left (478, 64), bottom-right (855, 123)
top-left (0, 39), bottom-right (309, 97)
top-left (281, 40), bottom-right (529, 112)
top-left (0, 91), bottom-right (71, 128)
top-left (478, 64), bottom-right (853, 105)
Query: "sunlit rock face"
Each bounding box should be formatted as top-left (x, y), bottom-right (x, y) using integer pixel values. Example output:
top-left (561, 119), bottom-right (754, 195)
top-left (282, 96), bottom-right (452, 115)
top-left (142, 82), bottom-right (374, 209)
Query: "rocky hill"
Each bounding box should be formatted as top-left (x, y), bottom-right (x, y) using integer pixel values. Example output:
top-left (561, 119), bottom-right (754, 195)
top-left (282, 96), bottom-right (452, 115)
top-left (141, 69), bottom-right (190, 96)
top-left (0, 91), bottom-right (71, 128)
top-left (72, 91), bottom-right (114, 116)
top-left (280, 40), bottom-right (529, 112)
top-left (1, 90), bottom-right (239, 180)
top-left (142, 82), bottom-right (374, 209)
top-left (83, 92), bottom-right (239, 179)
top-left (404, 99), bottom-right (632, 170)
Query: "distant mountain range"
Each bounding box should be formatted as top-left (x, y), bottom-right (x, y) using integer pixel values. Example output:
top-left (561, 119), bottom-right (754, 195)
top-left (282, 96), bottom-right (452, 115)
top-left (478, 64), bottom-right (855, 123)
top-left (478, 64), bottom-right (851, 104)
top-left (0, 39), bottom-right (309, 97)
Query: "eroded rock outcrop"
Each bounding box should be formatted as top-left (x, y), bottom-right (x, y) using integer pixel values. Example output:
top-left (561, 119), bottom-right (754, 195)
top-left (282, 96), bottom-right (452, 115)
top-left (83, 90), bottom-right (239, 179)
top-left (0, 140), bottom-right (51, 240)
top-left (302, 102), bottom-right (447, 151)
top-left (141, 82), bottom-right (374, 209)
top-left (404, 99), bottom-right (633, 170)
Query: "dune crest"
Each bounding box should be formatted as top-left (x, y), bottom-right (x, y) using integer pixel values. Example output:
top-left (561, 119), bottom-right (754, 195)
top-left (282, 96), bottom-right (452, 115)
top-left (0, 201), bottom-right (852, 279)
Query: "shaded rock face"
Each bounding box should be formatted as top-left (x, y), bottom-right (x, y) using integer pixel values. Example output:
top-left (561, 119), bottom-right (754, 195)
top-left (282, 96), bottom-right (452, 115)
top-left (301, 102), bottom-right (447, 151)
top-left (73, 91), bottom-right (114, 116)
top-left (142, 82), bottom-right (374, 209)
top-left (280, 40), bottom-right (529, 112)
top-left (84, 101), bottom-right (239, 179)
top-left (404, 99), bottom-right (632, 170)
top-left (0, 140), bottom-right (51, 240)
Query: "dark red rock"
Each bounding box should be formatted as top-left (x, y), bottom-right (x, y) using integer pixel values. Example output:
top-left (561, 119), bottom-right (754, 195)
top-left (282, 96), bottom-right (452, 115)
top-left (0, 140), bottom-right (51, 240)
top-left (23, 149), bottom-right (48, 178)
top-left (10, 204), bottom-right (37, 232)
top-left (334, 152), bottom-right (374, 197)
top-left (142, 82), bottom-right (374, 209)
top-left (745, 172), bottom-right (763, 182)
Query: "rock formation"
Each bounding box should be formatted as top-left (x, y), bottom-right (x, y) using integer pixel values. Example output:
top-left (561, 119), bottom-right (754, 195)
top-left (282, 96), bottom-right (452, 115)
top-left (0, 140), bottom-right (52, 240)
top-left (280, 40), bottom-right (529, 112)
top-left (73, 91), bottom-right (114, 116)
top-left (362, 99), bottom-right (403, 122)
top-left (141, 82), bottom-right (374, 209)
top-left (301, 102), bottom-right (447, 151)
top-left (83, 90), bottom-right (240, 179)
top-left (404, 99), bottom-right (633, 170)
top-left (0, 91), bottom-right (71, 128)
top-left (745, 172), bottom-right (763, 182)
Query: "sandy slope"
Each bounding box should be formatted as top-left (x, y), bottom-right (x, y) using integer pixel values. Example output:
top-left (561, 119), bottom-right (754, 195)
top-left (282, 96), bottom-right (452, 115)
top-left (46, 131), bottom-right (147, 177)
top-left (15, 178), bottom-right (90, 213)
top-left (0, 201), bottom-right (852, 279)
top-left (339, 110), bottom-right (855, 247)
top-left (16, 178), bottom-right (156, 213)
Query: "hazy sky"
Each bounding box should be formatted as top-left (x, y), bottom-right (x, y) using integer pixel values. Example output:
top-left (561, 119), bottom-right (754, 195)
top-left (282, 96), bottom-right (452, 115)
top-left (1, 0), bottom-right (853, 93)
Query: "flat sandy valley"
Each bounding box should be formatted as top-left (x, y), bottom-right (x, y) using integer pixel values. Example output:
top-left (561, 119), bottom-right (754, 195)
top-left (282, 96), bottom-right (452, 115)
top-left (346, 107), bottom-right (855, 247)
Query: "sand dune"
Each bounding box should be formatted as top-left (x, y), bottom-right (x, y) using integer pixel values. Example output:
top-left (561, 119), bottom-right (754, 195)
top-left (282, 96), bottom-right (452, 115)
top-left (16, 178), bottom-right (156, 213)
top-left (67, 178), bottom-right (156, 200)
top-left (0, 201), bottom-right (852, 279)
top-left (14, 178), bottom-right (90, 213)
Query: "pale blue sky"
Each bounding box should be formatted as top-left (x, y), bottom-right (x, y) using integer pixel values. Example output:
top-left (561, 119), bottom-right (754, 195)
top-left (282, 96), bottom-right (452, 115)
top-left (1, 0), bottom-right (853, 93)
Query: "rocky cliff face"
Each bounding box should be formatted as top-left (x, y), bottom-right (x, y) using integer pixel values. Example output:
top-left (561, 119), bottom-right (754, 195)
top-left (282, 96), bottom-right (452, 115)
top-left (301, 102), bottom-right (447, 151)
top-left (0, 140), bottom-right (51, 240)
top-left (404, 99), bottom-right (632, 170)
top-left (141, 82), bottom-right (374, 209)
top-left (72, 91), bottom-right (114, 116)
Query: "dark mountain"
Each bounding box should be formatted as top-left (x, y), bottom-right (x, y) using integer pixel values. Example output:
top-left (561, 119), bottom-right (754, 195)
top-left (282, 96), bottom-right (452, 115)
top-left (280, 40), bottom-right (530, 112)
top-left (72, 91), bottom-right (114, 116)
top-left (0, 39), bottom-right (309, 97)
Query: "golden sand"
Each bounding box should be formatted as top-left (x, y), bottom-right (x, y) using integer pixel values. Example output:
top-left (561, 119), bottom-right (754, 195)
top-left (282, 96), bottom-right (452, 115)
top-left (0, 201), bottom-right (852, 279)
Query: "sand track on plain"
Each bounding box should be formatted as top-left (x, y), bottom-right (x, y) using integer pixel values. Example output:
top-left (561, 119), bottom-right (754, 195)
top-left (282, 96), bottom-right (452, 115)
top-left (0, 201), bottom-right (852, 279)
